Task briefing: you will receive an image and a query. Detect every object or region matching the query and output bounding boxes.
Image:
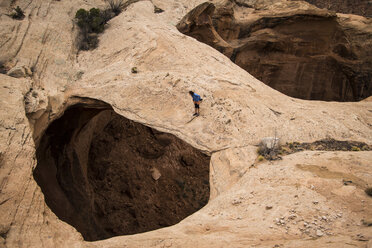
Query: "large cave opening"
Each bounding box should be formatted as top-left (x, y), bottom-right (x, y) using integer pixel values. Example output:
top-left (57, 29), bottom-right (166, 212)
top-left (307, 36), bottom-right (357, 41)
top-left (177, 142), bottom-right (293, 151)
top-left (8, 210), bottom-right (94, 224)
top-left (177, 2), bottom-right (372, 101)
top-left (33, 102), bottom-right (210, 241)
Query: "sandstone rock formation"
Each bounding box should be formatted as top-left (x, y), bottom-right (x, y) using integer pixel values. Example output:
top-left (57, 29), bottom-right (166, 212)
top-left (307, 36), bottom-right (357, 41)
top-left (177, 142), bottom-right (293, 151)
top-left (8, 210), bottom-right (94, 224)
top-left (177, 0), bottom-right (372, 101)
top-left (0, 0), bottom-right (371, 247)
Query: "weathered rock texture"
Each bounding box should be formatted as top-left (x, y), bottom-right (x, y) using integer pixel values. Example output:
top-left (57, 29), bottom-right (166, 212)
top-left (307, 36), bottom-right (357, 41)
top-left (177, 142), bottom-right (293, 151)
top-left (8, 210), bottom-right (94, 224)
top-left (0, 0), bottom-right (371, 247)
top-left (296, 0), bottom-right (372, 17)
top-left (34, 103), bottom-right (210, 241)
top-left (177, 1), bottom-right (372, 101)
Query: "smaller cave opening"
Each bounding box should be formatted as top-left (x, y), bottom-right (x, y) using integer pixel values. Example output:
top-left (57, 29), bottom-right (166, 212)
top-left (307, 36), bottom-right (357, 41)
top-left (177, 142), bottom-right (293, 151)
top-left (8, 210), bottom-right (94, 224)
top-left (33, 102), bottom-right (210, 241)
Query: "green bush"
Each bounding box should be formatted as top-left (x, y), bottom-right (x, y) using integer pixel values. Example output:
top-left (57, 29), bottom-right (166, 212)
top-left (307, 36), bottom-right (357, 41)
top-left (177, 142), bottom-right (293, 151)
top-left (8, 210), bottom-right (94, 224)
top-left (351, 146), bottom-right (360, 151)
top-left (75, 8), bottom-right (104, 33)
top-left (75, 8), bottom-right (106, 50)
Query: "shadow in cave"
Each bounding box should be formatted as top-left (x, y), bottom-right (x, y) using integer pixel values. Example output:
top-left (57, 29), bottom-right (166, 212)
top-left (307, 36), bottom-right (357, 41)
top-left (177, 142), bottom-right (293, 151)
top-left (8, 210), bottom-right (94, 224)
top-left (33, 102), bottom-right (210, 241)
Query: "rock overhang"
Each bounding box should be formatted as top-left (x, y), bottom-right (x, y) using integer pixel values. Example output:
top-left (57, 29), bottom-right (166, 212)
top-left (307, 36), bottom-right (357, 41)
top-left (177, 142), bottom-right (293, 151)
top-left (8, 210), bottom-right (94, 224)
top-left (33, 98), bottom-right (211, 241)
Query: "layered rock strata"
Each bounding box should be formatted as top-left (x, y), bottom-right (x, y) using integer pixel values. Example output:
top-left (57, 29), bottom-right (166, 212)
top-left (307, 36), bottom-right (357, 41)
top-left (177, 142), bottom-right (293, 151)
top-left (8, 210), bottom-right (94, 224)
top-left (0, 0), bottom-right (371, 247)
top-left (177, 1), bottom-right (372, 101)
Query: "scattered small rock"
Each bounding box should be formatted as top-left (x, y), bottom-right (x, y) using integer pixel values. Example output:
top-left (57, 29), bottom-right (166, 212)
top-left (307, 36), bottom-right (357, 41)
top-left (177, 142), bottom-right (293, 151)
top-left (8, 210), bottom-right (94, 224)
top-left (232, 199), bottom-right (242, 205)
top-left (288, 214), bottom-right (297, 220)
top-left (266, 205), bottom-right (273, 210)
top-left (316, 229), bottom-right (324, 237)
top-left (356, 233), bottom-right (368, 241)
top-left (151, 167), bottom-right (161, 180)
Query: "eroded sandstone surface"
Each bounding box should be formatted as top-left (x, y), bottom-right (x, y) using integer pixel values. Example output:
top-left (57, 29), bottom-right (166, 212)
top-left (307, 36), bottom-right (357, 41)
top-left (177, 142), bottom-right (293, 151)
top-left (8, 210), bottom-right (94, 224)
top-left (177, 1), bottom-right (372, 101)
top-left (0, 0), bottom-right (371, 247)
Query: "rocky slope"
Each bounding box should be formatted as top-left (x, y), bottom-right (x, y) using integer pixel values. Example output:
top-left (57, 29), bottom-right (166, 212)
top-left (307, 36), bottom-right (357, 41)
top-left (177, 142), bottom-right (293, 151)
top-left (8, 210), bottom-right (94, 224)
top-left (177, 0), bottom-right (372, 101)
top-left (0, 0), bottom-right (371, 248)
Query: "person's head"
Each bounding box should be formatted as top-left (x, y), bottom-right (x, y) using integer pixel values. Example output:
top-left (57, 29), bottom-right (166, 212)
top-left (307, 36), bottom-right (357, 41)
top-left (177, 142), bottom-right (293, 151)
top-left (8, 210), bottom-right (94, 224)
top-left (189, 91), bottom-right (194, 96)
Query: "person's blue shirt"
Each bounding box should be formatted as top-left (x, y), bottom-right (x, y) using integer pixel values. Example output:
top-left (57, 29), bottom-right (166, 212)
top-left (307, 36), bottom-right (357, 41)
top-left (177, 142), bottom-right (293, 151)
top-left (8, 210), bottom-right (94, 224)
top-left (192, 93), bottom-right (201, 102)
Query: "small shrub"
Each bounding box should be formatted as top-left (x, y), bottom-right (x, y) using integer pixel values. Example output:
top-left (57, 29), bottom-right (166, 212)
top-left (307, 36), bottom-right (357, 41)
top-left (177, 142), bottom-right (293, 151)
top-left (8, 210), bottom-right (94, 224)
top-left (365, 187), bottom-right (372, 197)
top-left (100, 8), bottom-right (115, 24)
top-left (76, 8), bottom-right (105, 33)
top-left (105, 0), bottom-right (125, 16)
top-left (75, 8), bottom-right (106, 50)
top-left (257, 137), bottom-right (281, 160)
top-left (258, 155), bottom-right (264, 161)
top-left (351, 146), bottom-right (360, 151)
top-left (11, 6), bottom-right (25, 20)
top-left (131, 67), bottom-right (138, 73)
top-left (361, 145), bottom-right (369, 151)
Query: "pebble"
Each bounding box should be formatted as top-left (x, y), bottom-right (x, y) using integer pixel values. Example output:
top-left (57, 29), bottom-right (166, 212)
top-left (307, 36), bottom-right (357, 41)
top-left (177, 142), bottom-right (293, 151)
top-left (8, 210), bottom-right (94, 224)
top-left (266, 205), bottom-right (273, 210)
top-left (232, 199), bottom-right (242, 205)
top-left (288, 214), bottom-right (297, 220)
top-left (316, 230), bottom-right (324, 237)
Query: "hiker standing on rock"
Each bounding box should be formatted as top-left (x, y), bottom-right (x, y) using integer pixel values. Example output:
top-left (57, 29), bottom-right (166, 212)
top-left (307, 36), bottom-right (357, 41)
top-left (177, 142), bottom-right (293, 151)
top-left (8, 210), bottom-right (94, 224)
top-left (189, 91), bottom-right (202, 116)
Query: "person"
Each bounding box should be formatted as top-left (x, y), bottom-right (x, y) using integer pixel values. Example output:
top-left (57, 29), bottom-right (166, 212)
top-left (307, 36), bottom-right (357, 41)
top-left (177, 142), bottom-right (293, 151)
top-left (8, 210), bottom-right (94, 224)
top-left (189, 91), bottom-right (202, 116)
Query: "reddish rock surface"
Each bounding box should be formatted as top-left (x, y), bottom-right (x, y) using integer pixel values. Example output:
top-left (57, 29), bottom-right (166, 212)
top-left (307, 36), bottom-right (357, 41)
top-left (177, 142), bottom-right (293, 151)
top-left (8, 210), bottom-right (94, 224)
top-left (297, 0), bottom-right (372, 17)
top-left (177, 1), bottom-right (372, 101)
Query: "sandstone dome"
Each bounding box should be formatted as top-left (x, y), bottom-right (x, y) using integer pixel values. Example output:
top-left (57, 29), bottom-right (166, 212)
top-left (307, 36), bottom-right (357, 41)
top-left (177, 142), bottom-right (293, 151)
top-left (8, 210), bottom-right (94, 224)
top-left (0, 0), bottom-right (371, 247)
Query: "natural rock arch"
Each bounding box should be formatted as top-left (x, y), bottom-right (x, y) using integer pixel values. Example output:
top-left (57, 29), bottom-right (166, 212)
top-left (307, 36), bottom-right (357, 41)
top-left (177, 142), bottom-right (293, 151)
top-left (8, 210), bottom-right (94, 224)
top-left (33, 101), bottom-right (210, 241)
